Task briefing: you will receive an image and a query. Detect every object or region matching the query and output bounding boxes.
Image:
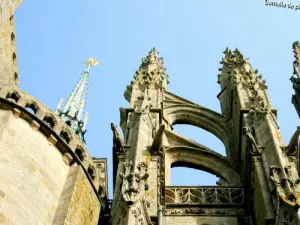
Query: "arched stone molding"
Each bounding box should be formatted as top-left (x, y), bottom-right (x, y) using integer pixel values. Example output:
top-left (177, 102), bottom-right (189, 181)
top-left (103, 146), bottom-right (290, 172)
top-left (165, 146), bottom-right (241, 185)
top-left (163, 103), bottom-right (233, 157)
top-left (0, 86), bottom-right (104, 191)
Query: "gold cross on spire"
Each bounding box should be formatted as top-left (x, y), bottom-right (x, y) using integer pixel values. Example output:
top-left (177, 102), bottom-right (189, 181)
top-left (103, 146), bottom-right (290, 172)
top-left (84, 57), bottom-right (100, 67)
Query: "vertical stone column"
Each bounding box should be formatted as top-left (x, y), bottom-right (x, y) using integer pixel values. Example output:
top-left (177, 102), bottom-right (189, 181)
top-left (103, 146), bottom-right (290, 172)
top-left (164, 154), bottom-right (171, 186)
top-left (112, 48), bottom-right (169, 225)
top-left (219, 48), bottom-right (300, 224)
top-left (0, 0), bottom-right (22, 87)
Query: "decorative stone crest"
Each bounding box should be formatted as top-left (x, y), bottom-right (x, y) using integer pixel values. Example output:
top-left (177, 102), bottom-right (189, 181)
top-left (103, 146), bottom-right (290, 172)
top-left (120, 161), bottom-right (149, 205)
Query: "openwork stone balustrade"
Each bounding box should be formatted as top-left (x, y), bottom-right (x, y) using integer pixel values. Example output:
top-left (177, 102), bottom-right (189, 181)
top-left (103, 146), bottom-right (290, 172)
top-left (165, 186), bottom-right (244, 206)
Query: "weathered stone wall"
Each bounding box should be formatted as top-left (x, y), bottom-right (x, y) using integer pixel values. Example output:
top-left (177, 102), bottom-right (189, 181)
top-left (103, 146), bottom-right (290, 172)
top-left (0, 86), bottom-right (107, 224)
top-left (252, 157), bottom-right (275, 225)
top-left (144, 158), bottom-right (158, 216)
top-left (0, 109), bottom-right (69, 224)
top-left (163, 216), bottom-right (239, 225)
top-left (0, 0), bottom-right (22, 87)
top-left (52, 166), bottom-right (100, 225)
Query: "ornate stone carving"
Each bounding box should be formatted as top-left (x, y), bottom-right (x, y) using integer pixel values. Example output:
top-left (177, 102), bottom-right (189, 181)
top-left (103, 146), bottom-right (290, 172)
top-left (130, 200), bottom-right (152, 225)
top-left (270, 165), bottom-right (300, 208)
top-left (124, 48), bottom-right (169, 101)
top-left (134, 88), bottom-right (152, 114)
top-left (126, 89), bottom-right (153, 131)
top-left (164, 208), bottom-right (183, 215)
top-left (133, 48), bottom-right (169, 88)
top-left (120, 161), bottom-right (149, 205)
top-left (292, 41), bottom-right (300, 78)
top-left (127, 89), bottom-right (158, 139)
top-left (95, 162), bottom-right (106, 196)
top-left (157, 146), bottom-right (165, 207)
top-left (248, 88), bottom-right (270, 119)
top-left (221, 48), bottom-right (271, 118)
top-left (165, 186), bottom-right (244, 205)
top-left (164, 207), bottom-right (244, 216)
top-left (291, 41), bottom-right (300, 114)
top-left (221, 48), bottom-right (245, 66)
top-left (243, 127), bottom-right (264, 155)
top-left (291, 42), bottom-right (300, 116)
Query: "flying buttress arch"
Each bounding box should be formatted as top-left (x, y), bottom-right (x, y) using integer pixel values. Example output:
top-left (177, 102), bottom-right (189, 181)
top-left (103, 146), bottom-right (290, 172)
top-left (165, 146), bottom-right (241, 185)
top-left (163, 103), bottom-right (233, 157)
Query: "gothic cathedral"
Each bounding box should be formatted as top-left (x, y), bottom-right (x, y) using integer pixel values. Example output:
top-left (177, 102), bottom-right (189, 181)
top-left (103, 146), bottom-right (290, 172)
top-left (1, 1), bottom-right (300, 225)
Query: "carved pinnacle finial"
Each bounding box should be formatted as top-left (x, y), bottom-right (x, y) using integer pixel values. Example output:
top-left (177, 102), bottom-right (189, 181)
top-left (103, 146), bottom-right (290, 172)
top-left (124, 48), bottom-right (169, 101)
top-left (221, 47), bottom-right (245, 66)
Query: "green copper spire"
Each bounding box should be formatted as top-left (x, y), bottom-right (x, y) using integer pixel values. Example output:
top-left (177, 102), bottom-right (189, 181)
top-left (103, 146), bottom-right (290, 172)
top-left (56, 58), bottom-right (99, 142)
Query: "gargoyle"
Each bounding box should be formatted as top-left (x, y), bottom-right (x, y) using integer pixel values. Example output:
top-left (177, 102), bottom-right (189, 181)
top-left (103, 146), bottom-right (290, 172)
top-left (120, 161), bottom-right (149, 205)
top-left (111, 122), bottom-right (125, 153)
top-left (149, 124), bottom-right (165, 154)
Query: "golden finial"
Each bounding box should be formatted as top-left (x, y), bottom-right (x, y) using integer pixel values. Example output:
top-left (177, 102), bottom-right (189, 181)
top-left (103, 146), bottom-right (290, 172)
top-left (84, 57), bottom-right (100, 67)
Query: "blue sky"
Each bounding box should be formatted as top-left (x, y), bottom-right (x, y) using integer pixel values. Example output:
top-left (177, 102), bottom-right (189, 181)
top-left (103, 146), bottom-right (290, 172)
top-left (15, 1), bottom-right (300, 197)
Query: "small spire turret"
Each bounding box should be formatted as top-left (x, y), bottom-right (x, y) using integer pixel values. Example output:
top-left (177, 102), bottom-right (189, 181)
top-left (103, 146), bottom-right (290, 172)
top-left (132, 48), bottom-right (169, 86)
top-left (135, 47), bottom-right (169, 87)
top-left (124, 48), bottom-right (169, 101)
top-left (56, 58), bottom-right (99, 142)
